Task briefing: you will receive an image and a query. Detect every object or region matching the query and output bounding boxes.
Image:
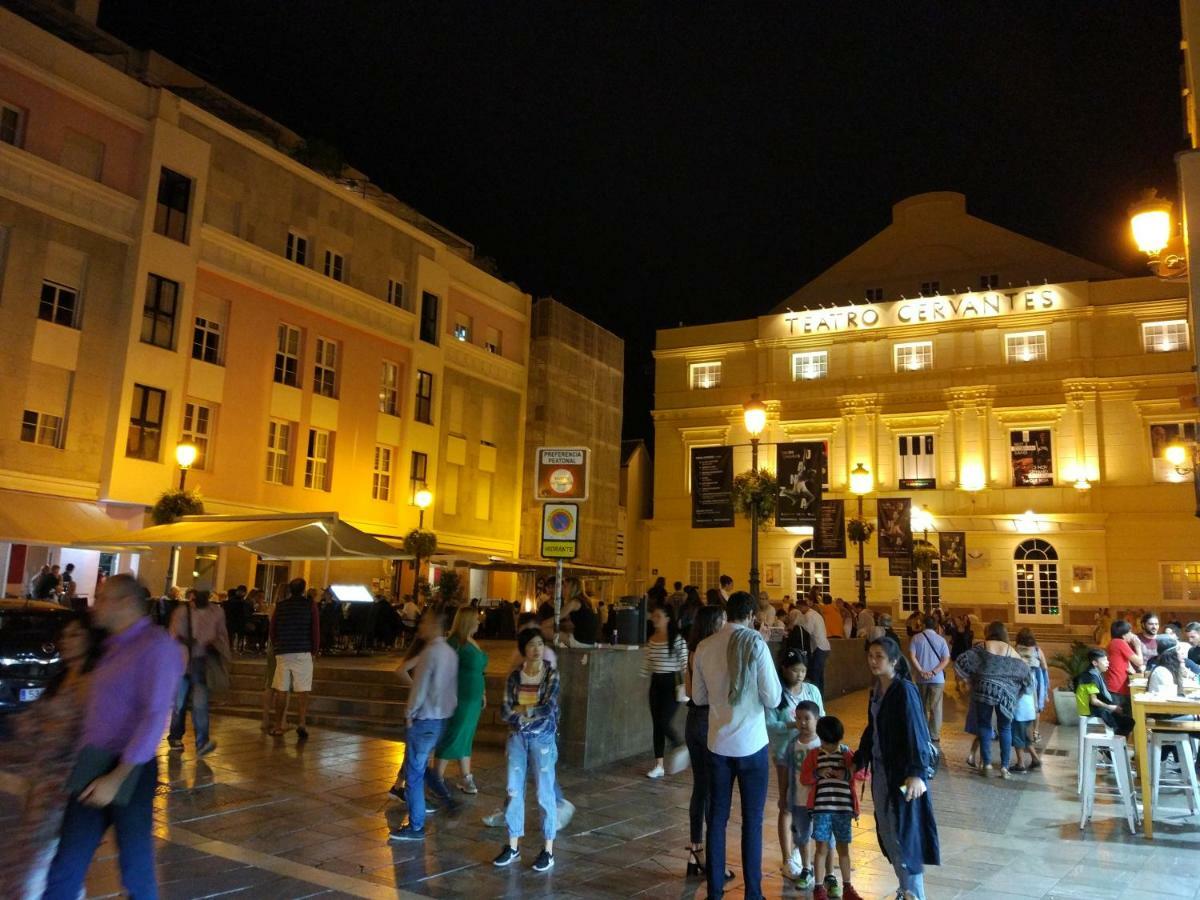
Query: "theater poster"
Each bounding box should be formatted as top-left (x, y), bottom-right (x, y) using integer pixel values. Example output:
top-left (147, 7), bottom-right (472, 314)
top-left (691, 446), bottom-right (734, 528)
top-left (888, 555), bottom-right (913, 576)
top-left (812, 499), bottom-right (846, 558)
top-left (939, 531), bottom-right (967, 578)
top-left (876, 497), bottom-right (912, 559)
top-left (1010, 429), bottom-right (1054, 487)
top-left (776, 442), bottom-right (824, 527)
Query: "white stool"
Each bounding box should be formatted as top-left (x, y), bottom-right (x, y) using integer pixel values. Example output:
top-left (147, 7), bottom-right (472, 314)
top-left (1079, 733), bottom-right (1138, 834)
top-left (1150, 729), bottom-right (1200, 817)
top-left (1076, 715), bottom-right (1113, 795)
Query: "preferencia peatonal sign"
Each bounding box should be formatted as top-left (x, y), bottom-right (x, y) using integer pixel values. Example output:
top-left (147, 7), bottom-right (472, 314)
top-left (535, 447), bottom-right (590, 502)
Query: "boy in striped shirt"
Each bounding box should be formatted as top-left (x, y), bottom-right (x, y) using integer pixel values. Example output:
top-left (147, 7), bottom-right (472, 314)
top-left (799, 716), bottom-right (865, 900)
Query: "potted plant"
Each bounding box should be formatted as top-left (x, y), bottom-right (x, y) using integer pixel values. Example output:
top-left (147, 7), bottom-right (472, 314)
top-left (846, 517), bottom-right (875, 545)
top-left (731, 468), bottom-right (778, 529)
top-left (1047, 640), bottom-right (1091, 725)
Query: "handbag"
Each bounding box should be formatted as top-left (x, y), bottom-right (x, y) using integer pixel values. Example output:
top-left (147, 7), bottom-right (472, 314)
top-left (188, 604), bottom-right (232, 694)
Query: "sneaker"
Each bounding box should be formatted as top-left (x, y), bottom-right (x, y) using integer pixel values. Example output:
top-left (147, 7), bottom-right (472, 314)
top-left (493, 845), bottom-right (520, 867)
top-left (790, 846), bottom-right (803, 868)
top-left (781, 858), bottom-right (804, 879)
top-left (813, 886), bottom-right (829, 900)
top-left (796, 868), bottom-right (815, 890)
top-left (826, 874), bottom-right (841, 898)
top-left (556, 798), bottom-right (576, 830)
top-left (483, 808), bottom-right (506, 827)
top-left (388, 784), bottom-right (405, 801)
top-left (532, 850), bottom-right (554, 872)
top-left (1000, 767), bottom-right (1012, 780)
top-left (167, 738), bottom-right (184, 751)
top-left (646, 765), bottom-right (665, 779)
top-left (665, 745), bottom-right (690, 775)
top-left (388, 825), bottom-right (425, 842)
top-left (842, 885), bottom-right (865, 900)
top-left (459, 773), bottom-right (478, 794)
top-left (196, 740), bottom-right (217, 758)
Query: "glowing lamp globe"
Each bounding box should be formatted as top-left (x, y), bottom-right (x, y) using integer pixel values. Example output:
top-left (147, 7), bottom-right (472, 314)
top-left (1129, 190), bottom-right (1172, 257)
top-left (848, 462), bottom-right (873, 496)
top-left (742, 397), bottom-right (767, 437)
top-left (910, 505), bottom-right (934, 534)
top-left (1165, 440), bottom-right (1188, 468)
top-left (415, 488), bottom-right (433, 510)
top-left (175, 442), bottom-right (198, 470)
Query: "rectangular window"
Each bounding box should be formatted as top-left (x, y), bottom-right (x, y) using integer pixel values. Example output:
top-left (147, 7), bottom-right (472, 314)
top-left (140, 273), bottom-right (179, 349)
top-left (1005, 331), bottom-right (1047, 364)
top-left (265, 419), bottom-right (292, 484)
top-left (410, 451), bottom-right (428, 502)
top-left (894, 341), bottom-right (933, 372)
top-left (475, 471), bottom-right (492, 520)
top-left (304, 428), bottom-right (332, 490)
top-left (453, 311), bottom-right (472, 342)
top-left (901, 562), bottom-right (941, 612)
top-left (126, 384), bottom-right (165, 461)
top-left (920, 280), bottom-right (940, 295)
top-left (372, 445), bottom-right (393, 501)
top-left (379, 360), bottom-right (399, 415)
top-left (274, 323), bottom-right (301, 387)
top-left (1150, 422), bottom-right (1197, 483)
top-left (153, 167), bottom-right (192, 242)
top-left (791, 350), bottom-right (828, 381)
top-left (415, 370), bottom-right (433, 424)
top-left (386, 279), bottom-right (405, 308)
top-left (1010, 428), bottom-right (1054, 487)
top-left (192, 316), bottom-right (222, 365)
top-left (1161, 562), bottom-right (1200, 603)
top-left (688, 560), bottom-right (722, 593)
top-left (980, 273), bottom-right (999, 290)
top-left (443, 463), bottom-right (459, 515)
top-left (483, 325), bottom-right (502, 354)
top-left (38, 280), bottom-right (79, 328)
top-left (313, 337), bottom-right (338, 398)
top-left (420, 292), bottom-right (439, 345)
top-left (897, 434), bottom-right (936, 489)
top-left (181, 401), bottom-right (214, 470)
top-left (1142, 319), bottom-right (1190, 353)
top-left (1, 101), bottom-right (25, 147)
top-left (20, 410), bottom-right (62, 448)
top-left (323, 250), bottom-right (345, 282)
top-left (285, 231), bottom-right (309, 266)
top-left (689, 361), bottom-right (722, 390)
top-left (865, 287), bottom-right (884, 302)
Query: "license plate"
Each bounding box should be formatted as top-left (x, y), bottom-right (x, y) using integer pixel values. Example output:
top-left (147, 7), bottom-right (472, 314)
top-left (19, 688), bottom-right (44, 703)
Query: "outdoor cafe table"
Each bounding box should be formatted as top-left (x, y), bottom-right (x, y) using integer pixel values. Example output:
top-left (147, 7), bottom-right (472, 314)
top-left (1129, 679), bottom-right (1200, 838)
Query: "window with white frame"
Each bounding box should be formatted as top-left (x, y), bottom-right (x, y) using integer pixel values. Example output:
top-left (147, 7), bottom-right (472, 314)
top-left (901, 549), bottom-right (940, 612)
top-left (372, 445), bottom-right (393, 501)
top-left (313, 337), bottom-right (338, 398)
top-left (192, 316), bottom-right (222, 365)
top-left (0, 100), bottom-right (25, 147)
top-left (794, 541), bottom-right (831, 599)
top-left (274, 323), bottom-right (301, 387)
top-left (304, 428), bottom-right (333, 490)
top-left (1005, 331), bottom-right (1047, 364)
top-left (1015, 539), bottom-right (1059, 617)
top-left (323, 250), bottom-right (345, 282)
top-left (38, 280), bottom-right (79, 328)
top-left (688, 559), bottom-right (721, 593)
top-left (265, 419), bottom-right (292, 484)
top-left (791, 350), bottom-right (828, 381)
top-left (1150, 422), bottom-right (1196, 483)
top-left (386, 279), bottom-right (405, 308)
top-left (1161, 562), bottom-right (1200, 603)
top-left (20, 410), bottom-right (62, 448)
top-left (1142, 319), bottom-right (1190, 353)
top-left (689, 361), bottom-right (722, 390)
top-left (894, 341), bottom-right (933, 372)
top-left (379, 360), bottom-right (399, 415)
top-left (181, 400), bottom-right (214, 470)
top-left (896, 434), bottom-right (936, 489)
top-left (285, 231), bottom-right (309, 266)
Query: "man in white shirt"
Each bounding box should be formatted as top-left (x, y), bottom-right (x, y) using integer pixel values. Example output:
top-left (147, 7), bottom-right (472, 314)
top-left (692, 591), bottom-right (782, 900)
top-left (855, 601), bottom-right (875, 640)
top-left (799, 592), bottom-right (831, 693)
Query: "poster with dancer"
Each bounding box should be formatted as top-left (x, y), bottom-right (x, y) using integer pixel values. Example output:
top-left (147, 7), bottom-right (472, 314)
top-left (876, 497), bottom-right (912, 559)
top-left (939, 531), bottom-right (966, 578)
top-left (776, 442), bottom-right (824, 527)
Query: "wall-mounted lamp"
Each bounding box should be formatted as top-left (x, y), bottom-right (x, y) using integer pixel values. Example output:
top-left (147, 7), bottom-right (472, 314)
top-left (1129, 189), bottom-right (1188, 279)
top-left (1165, 439), bottom-right (1195, 477)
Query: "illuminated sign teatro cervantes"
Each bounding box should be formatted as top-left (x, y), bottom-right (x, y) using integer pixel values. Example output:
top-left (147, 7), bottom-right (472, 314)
top-left (782, 289), bottom-right (1060, 335)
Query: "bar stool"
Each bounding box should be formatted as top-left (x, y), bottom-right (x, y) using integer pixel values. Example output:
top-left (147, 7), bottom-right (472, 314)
top-left (1079, 732), bottom-right (1138, 834)
top-left (1150, 728), bottom-right (1200, 817)
top-left (1076, 715), bottom-right (1113, 794)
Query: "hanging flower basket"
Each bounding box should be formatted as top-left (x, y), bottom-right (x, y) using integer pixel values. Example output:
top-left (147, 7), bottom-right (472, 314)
top-left (912, 540), bottom-right (939, 572)
top-left (732, 468), bottom-right (778, 530)
top-left (403, 529), bottom-right (437, 561)
top-left (847, 517), bottom-right (875, 545)
top-left (150, 489), bottom-right (204, 525)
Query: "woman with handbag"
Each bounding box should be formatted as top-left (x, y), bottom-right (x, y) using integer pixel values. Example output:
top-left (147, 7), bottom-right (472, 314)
top-left (167, 588), bottom-right (230, 757)
top-left (641, 604), bottom-right (689, 779)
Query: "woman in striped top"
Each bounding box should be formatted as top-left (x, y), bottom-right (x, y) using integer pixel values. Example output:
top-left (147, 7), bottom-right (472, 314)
top-left (642, 605), bottom-right (689, 778)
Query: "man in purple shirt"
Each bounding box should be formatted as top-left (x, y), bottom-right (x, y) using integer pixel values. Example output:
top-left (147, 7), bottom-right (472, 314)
top-left (44, 573), bottom-right (186, 900)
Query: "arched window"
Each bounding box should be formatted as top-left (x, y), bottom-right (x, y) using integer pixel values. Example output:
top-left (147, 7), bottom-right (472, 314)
top-left (1014, 539), bottom-right (1060, 619)
top-left (794, 540), bottom-right (831, 600)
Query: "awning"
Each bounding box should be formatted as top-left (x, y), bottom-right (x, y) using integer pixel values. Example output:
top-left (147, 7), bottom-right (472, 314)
top-left (0, 491), bottom-right (128, 547)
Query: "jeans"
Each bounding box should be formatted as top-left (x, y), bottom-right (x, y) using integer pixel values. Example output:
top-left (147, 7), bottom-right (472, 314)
top-left (404, 717), bottom-right (448, 830)
top-left (168, 659), bottom-right (209, 748)
top-left (871, 766), bottom-right (926, 900)
top-left (918, 682), bottom-right (944, 741)
top-left (43, 760), bottom-right (159, 900)
top-left (975, 699), bottom-right (1012, 769)
top-left (505, 730), bottom-right (558, 841)
top-left (807, 648), bottom-right (829, 694)
top-left (648, 672), bottom-right (682, 758)
top-left (708, 744), bottom-right (769, 900)
top-left (685, 705), bottom-right (712, 845)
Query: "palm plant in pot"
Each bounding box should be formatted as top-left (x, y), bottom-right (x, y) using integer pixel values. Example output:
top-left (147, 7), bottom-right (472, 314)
top-left (1047, 640), bottom-right (1091, 725)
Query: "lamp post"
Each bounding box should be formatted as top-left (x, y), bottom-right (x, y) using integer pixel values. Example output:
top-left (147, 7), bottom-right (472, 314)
top-left (413, 487), bottom-right (433, 595)
top-left (911, 504), bottom-right (934, 612)
top-left (849, 462), bottom-right (872, 607)
top-left (743, 396), bottom-right (767, 599)
top-left (175, 442), bottom-right (197, 491)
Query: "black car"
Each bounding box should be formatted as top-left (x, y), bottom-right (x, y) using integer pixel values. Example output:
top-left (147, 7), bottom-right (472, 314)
top-left (0, 598), bottom-right (73, 712)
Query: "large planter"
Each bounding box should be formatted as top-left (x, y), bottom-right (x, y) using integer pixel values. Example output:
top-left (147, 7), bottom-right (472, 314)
top-left (1052, 688), bottom-right (1079, 726)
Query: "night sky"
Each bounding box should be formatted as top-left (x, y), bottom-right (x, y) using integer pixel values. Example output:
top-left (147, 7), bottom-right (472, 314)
top-left (100, 2), bottom-right (1185, 443)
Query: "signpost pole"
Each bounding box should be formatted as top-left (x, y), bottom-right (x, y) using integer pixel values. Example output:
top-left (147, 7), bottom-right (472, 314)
top-left (554, 558), bottom-right (564, 640)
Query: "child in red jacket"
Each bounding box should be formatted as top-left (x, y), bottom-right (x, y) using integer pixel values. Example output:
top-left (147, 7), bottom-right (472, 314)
top-left (800, 715), bottom-right (868, 900)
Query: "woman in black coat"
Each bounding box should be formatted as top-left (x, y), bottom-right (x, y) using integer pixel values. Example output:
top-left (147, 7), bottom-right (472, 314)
top-left (856, 636), bottom-right (939, 900)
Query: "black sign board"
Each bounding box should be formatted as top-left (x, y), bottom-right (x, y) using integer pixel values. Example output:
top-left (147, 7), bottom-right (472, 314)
top-left (939, 532), bottom-right (967, 578)
top-left (888, 555), bottom-right (914, 576)
top-left (876, 497), bottom-right (913, 559)
top-left (812, 499), bottom-right (846, 558)
top-left (776, 442), bottom-right (824, 527)
top-left (691, 447), bottom-right (734, 528)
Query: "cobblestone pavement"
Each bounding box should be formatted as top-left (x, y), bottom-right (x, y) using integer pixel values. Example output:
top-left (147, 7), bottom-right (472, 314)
top-left (6, 685), bottom-right (1200, 899)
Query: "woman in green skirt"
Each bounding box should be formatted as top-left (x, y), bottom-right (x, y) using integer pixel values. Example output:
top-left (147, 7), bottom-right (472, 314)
top-left (431, 606), bottom-right (489, 794)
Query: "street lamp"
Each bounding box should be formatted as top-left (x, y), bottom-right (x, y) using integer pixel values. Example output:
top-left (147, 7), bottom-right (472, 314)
top-left (743, 396), bottom-right (767, 598)
top-left (414, 487), bottom-right (433, 529)
top-left (849, 462), bottom-right (872, 606)
top-left (175, 442), bottom-right (197, 490)
top-left (1129, 189), bottom-right (1188, 278)
top-left (1165, 439), bottom-right (1195, 477)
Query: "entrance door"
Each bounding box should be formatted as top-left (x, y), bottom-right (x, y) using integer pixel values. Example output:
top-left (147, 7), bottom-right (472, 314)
top-left (1014, 539), bottom-right (1061, 623)
top-left (255, 561), bottom-right (290, 605)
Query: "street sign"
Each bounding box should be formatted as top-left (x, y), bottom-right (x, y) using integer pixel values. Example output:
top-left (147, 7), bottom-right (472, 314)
top-left (541, 502), bottom-right (579, 559)
top-left (535, 447), bottom-right (590, 501)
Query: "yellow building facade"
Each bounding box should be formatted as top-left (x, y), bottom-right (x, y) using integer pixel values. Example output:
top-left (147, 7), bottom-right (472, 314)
top-left (651, 193), bottom-right (1200, 625)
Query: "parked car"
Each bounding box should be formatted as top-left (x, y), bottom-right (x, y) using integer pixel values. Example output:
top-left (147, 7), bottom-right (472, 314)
top-left (0, 598), bottom-right (73, 712)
